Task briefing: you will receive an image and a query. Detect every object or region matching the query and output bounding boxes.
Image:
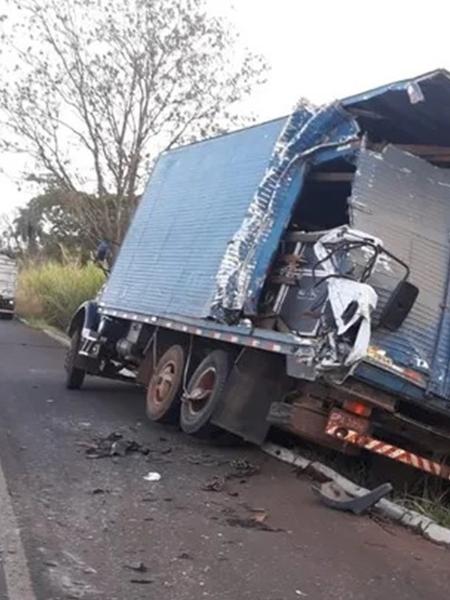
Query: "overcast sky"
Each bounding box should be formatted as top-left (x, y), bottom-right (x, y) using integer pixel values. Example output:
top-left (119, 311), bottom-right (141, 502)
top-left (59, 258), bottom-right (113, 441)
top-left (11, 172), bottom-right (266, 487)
top-left (1, 0), bottom-right (449, 214)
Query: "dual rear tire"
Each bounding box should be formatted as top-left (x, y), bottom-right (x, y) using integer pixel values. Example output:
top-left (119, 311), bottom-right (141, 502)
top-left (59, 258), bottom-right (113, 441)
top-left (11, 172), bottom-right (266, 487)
top-left (66, 331), bottom-right (231, 438)
top-left (146, 346), bottom-right (230, 436)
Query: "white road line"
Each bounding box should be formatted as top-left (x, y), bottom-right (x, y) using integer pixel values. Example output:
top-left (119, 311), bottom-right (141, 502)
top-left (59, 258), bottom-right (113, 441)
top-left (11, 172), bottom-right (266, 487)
top-left (0, 458), bottom-right (36, 600)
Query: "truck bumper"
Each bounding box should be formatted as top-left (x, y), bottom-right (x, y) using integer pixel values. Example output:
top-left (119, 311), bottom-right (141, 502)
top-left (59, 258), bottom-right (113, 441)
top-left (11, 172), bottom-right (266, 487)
top-left (326, 408), bottom-right (450, 481)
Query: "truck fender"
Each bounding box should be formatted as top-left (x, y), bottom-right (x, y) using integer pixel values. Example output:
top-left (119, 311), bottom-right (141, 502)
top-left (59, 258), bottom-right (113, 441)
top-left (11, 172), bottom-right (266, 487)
top-left (67, 301), bottom-right (100, 337)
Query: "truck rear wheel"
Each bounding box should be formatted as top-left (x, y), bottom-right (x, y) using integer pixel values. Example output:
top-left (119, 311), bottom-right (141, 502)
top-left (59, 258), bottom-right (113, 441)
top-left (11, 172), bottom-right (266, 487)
top-left (146, 345), bottom-right (185, 424)
top-left (180, 349), bottom-right (230, 437)
top-left (65, 328), bottom-right (86, 390)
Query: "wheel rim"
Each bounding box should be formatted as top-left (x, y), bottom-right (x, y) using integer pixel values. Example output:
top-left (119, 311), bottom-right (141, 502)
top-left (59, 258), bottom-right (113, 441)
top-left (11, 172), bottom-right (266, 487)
top-left (187, 367), bottom-right (216, 414)
top-left (153, 361), bottom-right (176, 405)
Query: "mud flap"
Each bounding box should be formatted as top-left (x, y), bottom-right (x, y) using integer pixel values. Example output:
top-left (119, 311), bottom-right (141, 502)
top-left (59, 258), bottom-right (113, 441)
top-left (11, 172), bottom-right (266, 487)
top-left (211, 350), bottom-right (287, 444)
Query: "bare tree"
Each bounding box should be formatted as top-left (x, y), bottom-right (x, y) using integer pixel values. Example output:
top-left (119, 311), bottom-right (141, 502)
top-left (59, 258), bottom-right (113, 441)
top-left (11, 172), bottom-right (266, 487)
top-left (0, 0), bottom-right (267, 246)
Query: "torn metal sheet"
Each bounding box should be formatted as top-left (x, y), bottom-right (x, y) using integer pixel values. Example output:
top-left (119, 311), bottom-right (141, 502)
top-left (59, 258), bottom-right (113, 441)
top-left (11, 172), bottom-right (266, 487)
top-left (350, 145), bottom-right (450, 398)
top-left (344, 69), bottom-right (450, 146)
top-left (211, 102), bottom-right (360, 321)
top-left (314, 481), bottom-right (392, 515)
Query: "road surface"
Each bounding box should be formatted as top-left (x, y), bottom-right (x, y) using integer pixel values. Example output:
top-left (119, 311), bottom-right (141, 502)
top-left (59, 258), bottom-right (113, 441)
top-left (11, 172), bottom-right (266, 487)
top-left (0, 319), bottom-right (449, 600)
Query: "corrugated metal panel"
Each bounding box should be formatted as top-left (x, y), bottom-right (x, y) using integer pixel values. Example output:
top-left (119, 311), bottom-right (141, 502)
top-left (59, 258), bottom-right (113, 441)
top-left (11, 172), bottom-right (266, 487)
top-left (214, 102), bottom-right (359, 318)
top-left (100, 103), bottom-right (359, 322)
top-left (100, 119), bottom-right (287, 318)
top-left (351, 146), bottom-right (450, 400)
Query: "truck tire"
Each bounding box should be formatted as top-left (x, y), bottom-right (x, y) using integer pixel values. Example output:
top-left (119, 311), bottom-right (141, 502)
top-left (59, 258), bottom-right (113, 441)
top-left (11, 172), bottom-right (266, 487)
top-left (180, 349), bottom-right (230, 437)
top-left (146, 345), bottom-right (185, 424)
top-left (65, 328), bottom-right (86, 390)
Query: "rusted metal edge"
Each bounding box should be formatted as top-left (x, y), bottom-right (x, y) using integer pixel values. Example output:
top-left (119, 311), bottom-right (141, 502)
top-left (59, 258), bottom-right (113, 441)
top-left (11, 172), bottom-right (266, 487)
top-left (262, 442), bottom-right (450, 547)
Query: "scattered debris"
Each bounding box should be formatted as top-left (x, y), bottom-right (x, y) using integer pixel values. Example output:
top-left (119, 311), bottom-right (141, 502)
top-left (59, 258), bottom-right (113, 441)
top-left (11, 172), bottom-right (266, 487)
top-left (80, 432), bottom-right (150, 459)
top-left (225, 517), bottom-right (282, 533)
top-left (143, 472), bottom-right (161, 482)
top-left (248, 509), bottom-right (268, 524)
top-left (43, 559), bottom-right (58, 568)
top-left (124, 561), bottom-right (147, 573)
top-left (187, 453), bottom-right (225, 466)
top-left (91, 488), bottom-right (108, 495)
top-left (224, 503), bottom-right (283, 533)
top-left (313, 481), bottom-right (393, 515)
top-left (202, 476), bottom-right (226, 492)
top-left (201, 459), bottom-right (260, 494)
top-left (227, 459), bottom-right (260, 479)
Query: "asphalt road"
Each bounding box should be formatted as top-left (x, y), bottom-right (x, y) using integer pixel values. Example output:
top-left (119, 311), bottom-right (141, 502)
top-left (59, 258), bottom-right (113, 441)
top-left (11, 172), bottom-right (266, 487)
top-left (0, 319), bottom-right (449, 600)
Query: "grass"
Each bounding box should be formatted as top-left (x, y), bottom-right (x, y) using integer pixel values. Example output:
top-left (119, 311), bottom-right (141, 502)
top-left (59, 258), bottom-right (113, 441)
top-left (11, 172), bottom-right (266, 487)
top-left (399, 492), bottom-right (450, 528)
top-left (16, 261), bottom-right (105, 331)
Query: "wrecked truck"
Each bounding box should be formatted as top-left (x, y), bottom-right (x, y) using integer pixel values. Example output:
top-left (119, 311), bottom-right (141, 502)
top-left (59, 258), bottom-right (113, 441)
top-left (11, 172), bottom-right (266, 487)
top-left (67, 69), bottom-right (450, 481)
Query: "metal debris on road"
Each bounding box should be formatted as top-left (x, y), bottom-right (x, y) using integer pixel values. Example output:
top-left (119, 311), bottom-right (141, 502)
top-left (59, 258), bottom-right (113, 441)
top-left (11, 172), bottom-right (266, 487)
top-left (79, 432), bottom-right (150, 459)
top-left (124, 561), bottom-right (148, 573)
top-left (201, 460), bottom-right (260, 493)
top-left (143, 472), bottom-right (161, 482)
top-left (314, 480), bottom-right (393, 515)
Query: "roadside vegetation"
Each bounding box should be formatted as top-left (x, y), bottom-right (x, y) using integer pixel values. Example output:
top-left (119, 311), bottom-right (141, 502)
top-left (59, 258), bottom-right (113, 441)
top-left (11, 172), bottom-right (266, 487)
top-left (16, 261), bottom-right (105, 331)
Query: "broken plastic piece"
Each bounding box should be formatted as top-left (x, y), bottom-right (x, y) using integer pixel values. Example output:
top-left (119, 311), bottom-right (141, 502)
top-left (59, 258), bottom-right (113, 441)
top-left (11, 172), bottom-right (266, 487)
top-left (313, 480), bottom-right (392, 515)
top-left (143, 472), bottom-right (161, 482)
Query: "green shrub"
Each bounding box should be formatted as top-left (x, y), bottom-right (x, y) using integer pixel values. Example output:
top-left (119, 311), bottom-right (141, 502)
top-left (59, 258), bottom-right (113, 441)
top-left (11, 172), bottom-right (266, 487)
top-left (17, 261), bottom-right (105, 331)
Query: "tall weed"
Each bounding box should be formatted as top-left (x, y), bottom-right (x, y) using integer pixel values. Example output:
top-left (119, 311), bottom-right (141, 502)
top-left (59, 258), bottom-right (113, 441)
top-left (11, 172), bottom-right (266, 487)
top-left (17, 261), bottom-right (105, 330)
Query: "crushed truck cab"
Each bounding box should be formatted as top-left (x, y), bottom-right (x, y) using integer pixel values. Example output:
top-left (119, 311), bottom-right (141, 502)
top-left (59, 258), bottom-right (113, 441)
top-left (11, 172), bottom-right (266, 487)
top-left (68, 69), bottom-right (450, 481)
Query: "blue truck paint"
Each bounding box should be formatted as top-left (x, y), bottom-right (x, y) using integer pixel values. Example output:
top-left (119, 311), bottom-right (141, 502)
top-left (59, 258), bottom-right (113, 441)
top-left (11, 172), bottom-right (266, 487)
top-left (100, 103), bottom-right (359, 322)
top-left (98, 69), bottom-right (450, 413)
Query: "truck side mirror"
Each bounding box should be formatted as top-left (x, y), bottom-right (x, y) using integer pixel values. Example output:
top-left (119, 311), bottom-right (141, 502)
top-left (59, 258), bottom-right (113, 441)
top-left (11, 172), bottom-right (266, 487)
top-left (378, 281), bottom-right (419, 331)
